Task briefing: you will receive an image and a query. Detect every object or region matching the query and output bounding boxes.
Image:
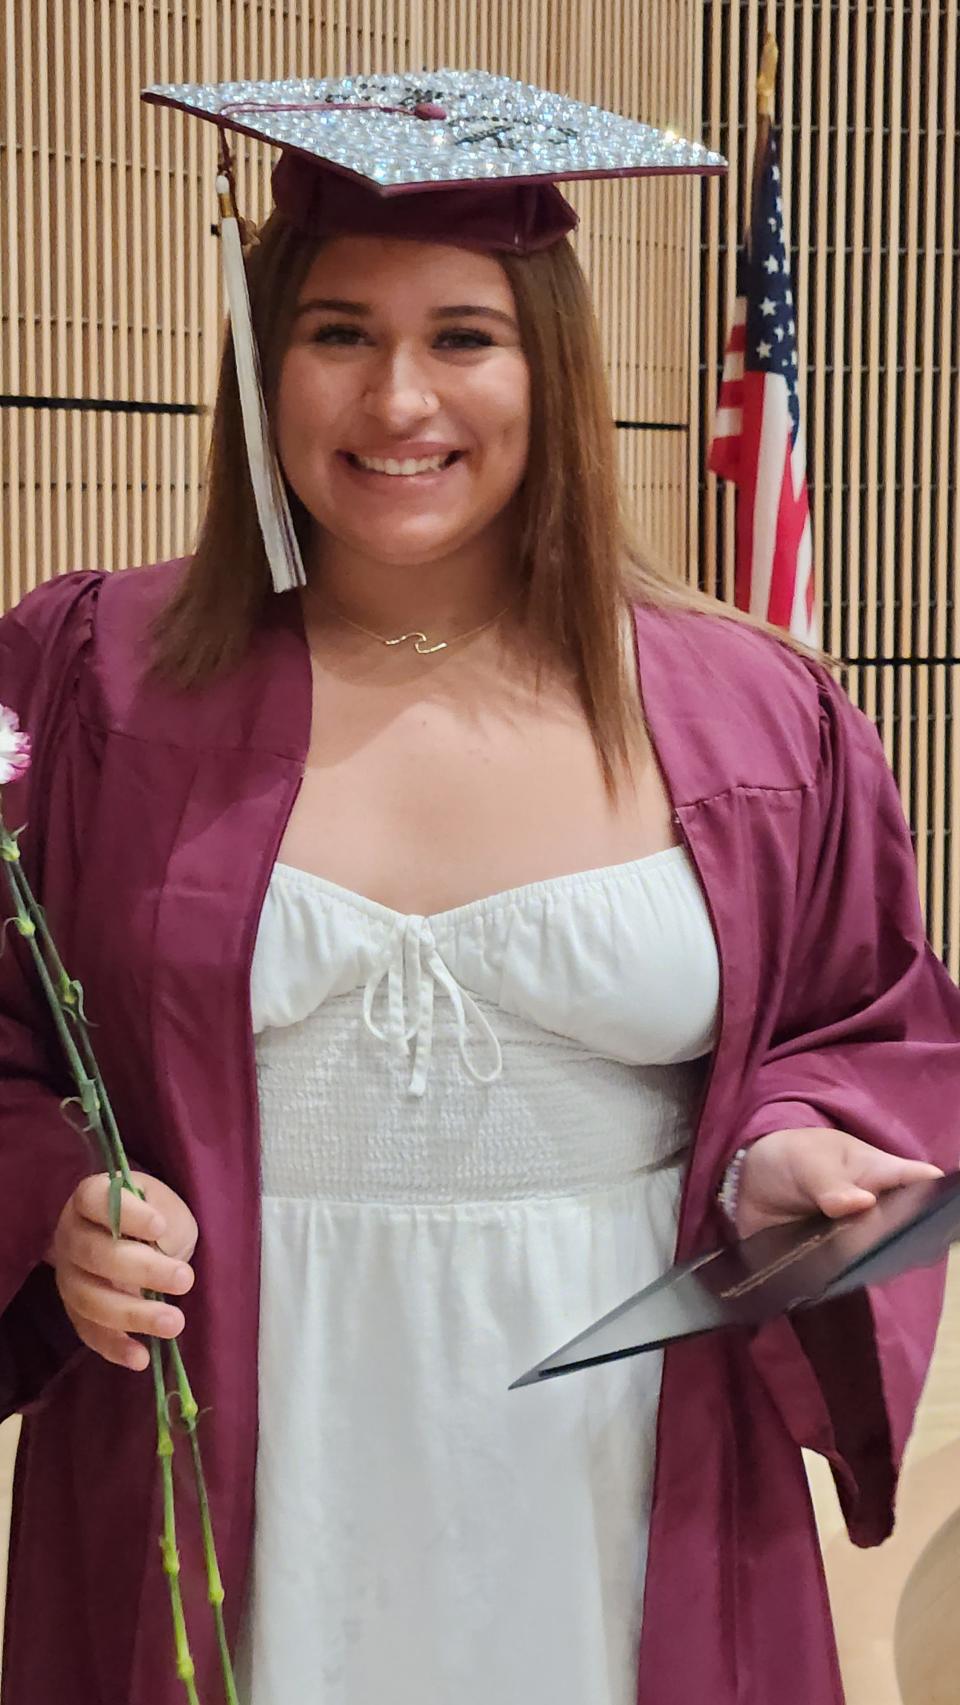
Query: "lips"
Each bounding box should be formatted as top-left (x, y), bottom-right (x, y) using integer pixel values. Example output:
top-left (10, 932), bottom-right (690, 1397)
top-left (340, 449), bottom-right (464, 478)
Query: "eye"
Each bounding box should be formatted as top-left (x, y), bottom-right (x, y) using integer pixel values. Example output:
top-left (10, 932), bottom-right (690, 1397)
top-left (310, 323), bottom-right (368, 346)
top-left (435, 329), bottom-right (496, 350)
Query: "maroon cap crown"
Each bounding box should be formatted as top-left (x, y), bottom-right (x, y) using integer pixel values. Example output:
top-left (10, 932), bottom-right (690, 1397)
top-left (271, 151), bottom-right (580, 254)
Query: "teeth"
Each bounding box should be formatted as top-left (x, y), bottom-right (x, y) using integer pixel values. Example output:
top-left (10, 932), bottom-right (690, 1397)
top-left (353, 453), bottom-right (451, 476)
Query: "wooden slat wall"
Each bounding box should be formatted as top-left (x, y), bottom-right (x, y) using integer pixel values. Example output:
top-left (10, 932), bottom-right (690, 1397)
top-left (1, 2), bottom-right (957, 975)
top-left (0, 0), bottom-right (214, 602)
top-left (698, 0), bottom-right (959, 977)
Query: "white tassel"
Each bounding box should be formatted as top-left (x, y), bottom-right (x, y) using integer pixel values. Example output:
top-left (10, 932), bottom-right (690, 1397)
top-left (215, 173), bottom-right (306, 594)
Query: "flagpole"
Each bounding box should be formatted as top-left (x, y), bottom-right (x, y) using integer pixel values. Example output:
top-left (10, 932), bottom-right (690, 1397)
top-left (748, 33), bottom-right (778, 254)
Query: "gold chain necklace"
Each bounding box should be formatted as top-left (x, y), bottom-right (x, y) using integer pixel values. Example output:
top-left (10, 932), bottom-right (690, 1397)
top-left (309, 590), bottom-right (517, 655)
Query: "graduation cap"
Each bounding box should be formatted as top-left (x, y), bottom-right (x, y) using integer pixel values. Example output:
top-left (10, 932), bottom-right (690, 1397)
top-left (141, 71), bottom-right (727, 594)
top-left (510, 1170), bottom-right (960, 1388)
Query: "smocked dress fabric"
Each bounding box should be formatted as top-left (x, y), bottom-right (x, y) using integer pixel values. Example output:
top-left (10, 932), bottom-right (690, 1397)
top-left (234, 846), bottom-right (720, 1704)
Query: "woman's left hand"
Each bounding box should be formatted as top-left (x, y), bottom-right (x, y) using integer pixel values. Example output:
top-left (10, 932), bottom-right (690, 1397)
top-left (735, 1127), bottom-right (944, 1239)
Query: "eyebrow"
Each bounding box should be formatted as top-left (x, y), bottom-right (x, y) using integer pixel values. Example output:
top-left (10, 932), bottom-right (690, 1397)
top-left (293, 296), bottom-right (518, 331)
top-left (433, 304), bottom-right (519, 331)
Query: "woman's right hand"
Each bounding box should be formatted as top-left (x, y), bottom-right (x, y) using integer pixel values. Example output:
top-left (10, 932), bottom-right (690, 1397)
top-left (48, 1171), bottom-right (199, 1372)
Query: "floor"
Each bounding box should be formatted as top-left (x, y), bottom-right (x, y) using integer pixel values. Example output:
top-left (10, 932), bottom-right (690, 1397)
top-left (2, 1256), bottom-right (959, 1699)
top-left (805, 1252), bottom-right (960, 1702)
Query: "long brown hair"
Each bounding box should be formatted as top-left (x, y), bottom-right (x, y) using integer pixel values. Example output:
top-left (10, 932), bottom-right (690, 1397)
top-left (149, 209), bottom-right (819, 796)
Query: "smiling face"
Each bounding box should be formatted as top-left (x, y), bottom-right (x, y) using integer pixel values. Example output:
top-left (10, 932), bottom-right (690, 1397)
top-left (274, 235), bottom-right (532, 573)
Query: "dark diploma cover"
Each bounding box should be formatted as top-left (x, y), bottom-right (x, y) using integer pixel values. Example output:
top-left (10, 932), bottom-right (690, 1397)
top-left (510, 1171), bottom-right (960, 1388)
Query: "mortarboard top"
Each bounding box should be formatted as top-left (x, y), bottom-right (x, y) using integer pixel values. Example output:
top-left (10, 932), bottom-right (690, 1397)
top-left (141, 70), bottom-right (727, 194)
top-left (142, 71), bottom-right (727, 254)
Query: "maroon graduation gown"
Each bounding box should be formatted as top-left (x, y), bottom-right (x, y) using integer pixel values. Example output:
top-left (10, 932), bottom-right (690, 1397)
top-left (1, 559), bottom-right (958, 1704)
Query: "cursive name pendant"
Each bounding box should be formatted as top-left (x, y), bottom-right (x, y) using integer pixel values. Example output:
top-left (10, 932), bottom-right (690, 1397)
top-left (385, 630), bottom-right (448, 655)
top-left (315, 593), bottom-right (518, 655)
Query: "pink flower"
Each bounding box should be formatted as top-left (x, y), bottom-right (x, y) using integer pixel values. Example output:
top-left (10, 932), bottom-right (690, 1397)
top-left (0, 705), bottom-right (31, 786)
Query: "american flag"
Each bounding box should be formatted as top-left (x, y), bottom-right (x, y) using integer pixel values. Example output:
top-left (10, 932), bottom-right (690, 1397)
top-left (708, 130), bottom-right (817, 645)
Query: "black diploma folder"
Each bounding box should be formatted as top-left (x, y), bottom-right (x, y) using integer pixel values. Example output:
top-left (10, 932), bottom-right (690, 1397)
top-left (510, 1170), bottom-right (960, 1389)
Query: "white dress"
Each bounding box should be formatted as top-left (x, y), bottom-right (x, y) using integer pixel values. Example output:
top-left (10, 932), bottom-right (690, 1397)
top-left (234, 848), bottom-right (720, 1705)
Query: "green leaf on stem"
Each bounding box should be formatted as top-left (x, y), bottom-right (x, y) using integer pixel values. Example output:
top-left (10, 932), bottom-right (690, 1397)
top-left (0, 824), bottom-right (24, 861)
top-left (78, 1075), bottom-right (100, 1123)
top-left (58, 1093), bottom-right (91, 1135)
top-left (0, 915), bottom-right (23, 955)
top-left (59, 972), bottom-right (94, 1023)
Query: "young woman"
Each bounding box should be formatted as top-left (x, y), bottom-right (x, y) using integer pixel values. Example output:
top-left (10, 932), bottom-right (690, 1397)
top-left (1, 80), bottom-right (958, 1705)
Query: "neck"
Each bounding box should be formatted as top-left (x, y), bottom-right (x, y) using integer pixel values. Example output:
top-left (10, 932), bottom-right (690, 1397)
top-left (303, 521), bottom-right (519, 642)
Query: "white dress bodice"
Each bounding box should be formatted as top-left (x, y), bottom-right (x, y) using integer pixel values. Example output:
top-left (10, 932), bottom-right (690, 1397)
top-left (235, 847), bottom-right (720, 1704)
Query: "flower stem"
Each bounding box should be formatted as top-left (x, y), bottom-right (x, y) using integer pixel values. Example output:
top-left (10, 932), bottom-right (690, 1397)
top-left (5, 853), bottom-right (134, 1189)
top-left (2, 858), bottom-right (114, 1178)
top-left (153, 1344), bottom-right (203, 1705)
top-left (1, 821), bottom-right (238, 1703)
top-left (170, 1345), bottom-right (239, 1705)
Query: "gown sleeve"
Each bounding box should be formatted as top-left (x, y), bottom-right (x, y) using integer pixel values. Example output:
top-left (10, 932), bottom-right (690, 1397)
top-left (734, 665), bottom-right (960, 1545)
top-left (0, 571), bottom-right (106, 1418)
